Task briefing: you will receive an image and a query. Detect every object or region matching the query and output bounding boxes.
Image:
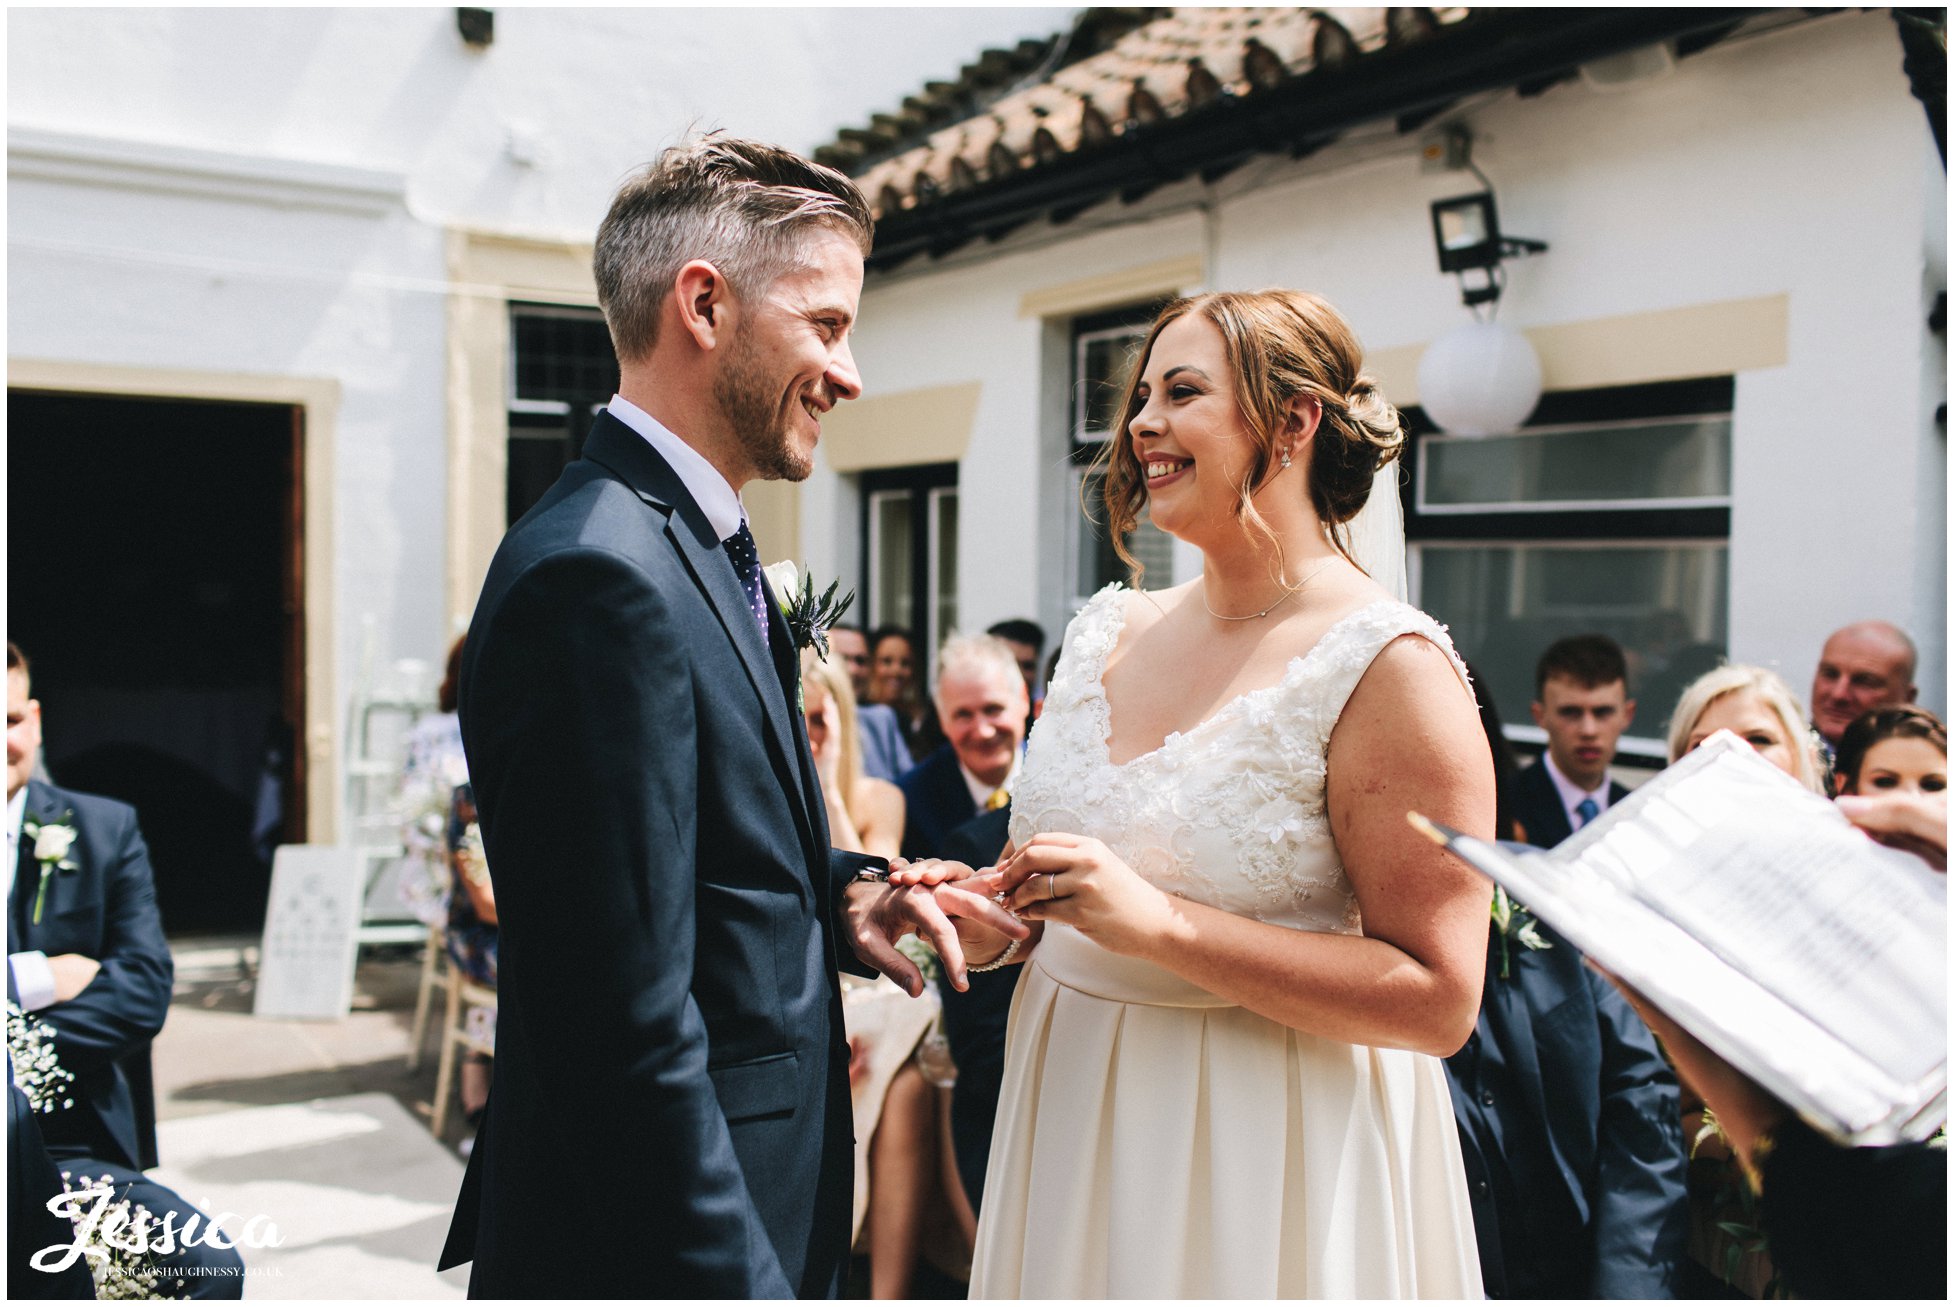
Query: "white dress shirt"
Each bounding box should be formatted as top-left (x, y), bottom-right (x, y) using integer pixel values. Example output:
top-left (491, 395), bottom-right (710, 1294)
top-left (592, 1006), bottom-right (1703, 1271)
top-left (959, 755), bottom-right (1022, 813)
top-left (1542, 751), bottom-right (1614, 832)
top-left (608, 395), bottom-right (746, 542)
top-left (6, 785), bottom-right (58, 1010)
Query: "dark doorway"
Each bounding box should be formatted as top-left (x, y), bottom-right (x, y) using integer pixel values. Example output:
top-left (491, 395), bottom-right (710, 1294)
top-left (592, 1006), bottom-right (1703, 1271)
top-left (8, 391), bottom-right (303, 935)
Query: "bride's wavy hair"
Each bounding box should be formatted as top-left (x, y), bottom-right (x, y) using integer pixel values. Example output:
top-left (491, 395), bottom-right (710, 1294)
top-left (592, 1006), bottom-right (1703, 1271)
top-left (1091, 290), bottom-right (1405, 586)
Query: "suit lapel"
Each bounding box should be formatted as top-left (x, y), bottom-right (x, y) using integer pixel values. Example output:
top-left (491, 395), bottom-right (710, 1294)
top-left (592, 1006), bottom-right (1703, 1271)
top-left (581, 414), bottom-right (822, 865)
top-left (762, 571), bottom-right (832, 855)
top-left (10, 782), bottom-right (57, 950)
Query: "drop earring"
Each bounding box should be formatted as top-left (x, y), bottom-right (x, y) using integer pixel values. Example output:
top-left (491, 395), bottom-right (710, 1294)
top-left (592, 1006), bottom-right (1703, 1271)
top-left (1279, 446), bottom-right (1293, 470)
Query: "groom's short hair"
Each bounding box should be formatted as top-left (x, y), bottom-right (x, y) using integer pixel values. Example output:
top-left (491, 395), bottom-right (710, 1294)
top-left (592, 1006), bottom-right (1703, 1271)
top-left (594, 133), bottom-right (874, 362)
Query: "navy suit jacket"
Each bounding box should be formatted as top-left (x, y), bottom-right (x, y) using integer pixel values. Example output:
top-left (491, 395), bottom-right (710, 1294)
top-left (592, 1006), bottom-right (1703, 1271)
top-left (932, 806), bottom-right (1016, 1214)
top-left (8, 780), bottom-right (173, 1173)
top-left (1513, 760), bottom-right (1632, 850)
top-left (437, 412), bottom-right (877, 1299)
top-left (896, 745), bottom-right (978, 861)
top-left (1445, 906), bottom-right (1689, 1299)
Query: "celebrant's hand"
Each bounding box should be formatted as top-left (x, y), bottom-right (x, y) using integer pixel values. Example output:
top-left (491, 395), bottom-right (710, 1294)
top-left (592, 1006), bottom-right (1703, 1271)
top-left (996, 833), bottom-right (1177, 959)
top-left (1836, 791), bottom-right (1947, 871)
top-left (843, 879), bottom-right (1029, 996)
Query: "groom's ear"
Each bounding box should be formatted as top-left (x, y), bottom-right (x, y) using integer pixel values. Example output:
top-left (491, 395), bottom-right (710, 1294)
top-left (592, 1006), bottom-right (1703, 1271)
top-left (672, 259), bottom-right (731, 352)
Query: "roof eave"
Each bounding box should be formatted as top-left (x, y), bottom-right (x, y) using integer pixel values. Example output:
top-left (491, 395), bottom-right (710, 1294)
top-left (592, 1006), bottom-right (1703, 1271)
top-left (866, 7), bottom-right (1767, 273)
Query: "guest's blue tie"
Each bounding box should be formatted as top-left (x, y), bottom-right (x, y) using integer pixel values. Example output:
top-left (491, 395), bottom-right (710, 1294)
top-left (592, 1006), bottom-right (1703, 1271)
top-left (1574, 796), bottom-right (1600, 828)
top-left (723, 521), bottom-right (771, 643)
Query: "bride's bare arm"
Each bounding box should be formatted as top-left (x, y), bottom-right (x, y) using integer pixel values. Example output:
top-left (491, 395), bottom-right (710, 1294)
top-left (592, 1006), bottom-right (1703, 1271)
top-left (1000, 633), bottom-right (1492, 1055)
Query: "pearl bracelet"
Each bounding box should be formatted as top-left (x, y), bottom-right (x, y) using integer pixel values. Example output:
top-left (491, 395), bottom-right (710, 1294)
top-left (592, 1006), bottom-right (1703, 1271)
top-left (967, 936), bottom-right (1021, 973)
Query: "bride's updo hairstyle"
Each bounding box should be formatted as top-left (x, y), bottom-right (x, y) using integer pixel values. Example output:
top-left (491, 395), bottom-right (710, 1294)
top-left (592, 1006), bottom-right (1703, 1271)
top-left (1094, 289), bottom-right (1405, 581)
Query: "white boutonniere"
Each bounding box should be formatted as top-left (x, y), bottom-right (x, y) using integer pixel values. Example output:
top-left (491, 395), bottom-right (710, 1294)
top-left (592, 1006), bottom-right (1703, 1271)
top-left (1490, 885), bottom-right (1552, 980)
top-left (763, 560), bottom-right (855, 661)
top-left (20, 812), bottom-right (80, 925)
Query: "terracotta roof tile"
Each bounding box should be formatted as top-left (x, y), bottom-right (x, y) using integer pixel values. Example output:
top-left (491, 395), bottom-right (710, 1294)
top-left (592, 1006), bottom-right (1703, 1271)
top-left (835, 7), bottom-right (1476, 221)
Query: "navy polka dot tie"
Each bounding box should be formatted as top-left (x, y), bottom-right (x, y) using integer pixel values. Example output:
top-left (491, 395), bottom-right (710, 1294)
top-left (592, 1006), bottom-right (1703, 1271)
top-left (723, 521), bottom-right (770, 643)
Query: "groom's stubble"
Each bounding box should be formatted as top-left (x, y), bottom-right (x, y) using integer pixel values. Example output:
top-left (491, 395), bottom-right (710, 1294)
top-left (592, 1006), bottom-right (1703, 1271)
top-left (713, 319), bottom-right (815, 485)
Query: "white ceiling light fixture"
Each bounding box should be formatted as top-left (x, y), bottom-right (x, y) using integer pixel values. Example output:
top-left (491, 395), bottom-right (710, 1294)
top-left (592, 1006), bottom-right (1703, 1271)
top-left (1416, 320), bottom-right (1543, 438)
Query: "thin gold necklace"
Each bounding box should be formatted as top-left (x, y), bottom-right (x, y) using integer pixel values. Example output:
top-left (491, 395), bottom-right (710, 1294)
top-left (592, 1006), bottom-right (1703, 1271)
top-left (1202, 558), bottom-right (1335, 622)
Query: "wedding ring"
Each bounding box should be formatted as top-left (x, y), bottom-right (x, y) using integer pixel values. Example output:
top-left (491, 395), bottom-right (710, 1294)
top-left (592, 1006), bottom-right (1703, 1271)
top-left (1044, 872), bottom-right (1057, 900)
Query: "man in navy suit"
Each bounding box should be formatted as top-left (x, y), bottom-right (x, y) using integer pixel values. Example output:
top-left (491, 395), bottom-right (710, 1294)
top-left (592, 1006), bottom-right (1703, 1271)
top-left (897, 635), bottom-right (1027, 861)
top-left (1445, 901), bottom-right (1690, 1298)
top-left (1516, 635), bottom-right (1636, 849)
top-left (7, 642), bottom-right (244, 1297)
top-left (436, 136), bottom-right (1021, 1299)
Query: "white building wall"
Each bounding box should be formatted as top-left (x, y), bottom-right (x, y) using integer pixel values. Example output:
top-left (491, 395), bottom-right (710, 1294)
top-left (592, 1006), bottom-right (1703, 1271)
top-left (841, 10), bottom-right (1946, 710)
top-left (7, 7), bottom-right (1071, 836)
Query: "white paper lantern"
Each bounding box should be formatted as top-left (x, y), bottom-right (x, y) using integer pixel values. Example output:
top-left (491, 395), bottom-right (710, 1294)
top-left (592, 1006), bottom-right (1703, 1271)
top-left (1416, 320), bottom-right (1544, 437)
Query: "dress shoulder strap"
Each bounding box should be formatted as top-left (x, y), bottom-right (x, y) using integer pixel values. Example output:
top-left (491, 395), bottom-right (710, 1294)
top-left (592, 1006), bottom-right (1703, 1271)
top-left (1047, 583), bottom-right (1128, 706)
top-left (1288, 600), bottom-right (1477, 738)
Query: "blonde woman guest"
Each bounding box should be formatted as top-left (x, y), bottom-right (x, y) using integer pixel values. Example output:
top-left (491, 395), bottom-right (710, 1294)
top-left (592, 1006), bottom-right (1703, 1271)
top-left (1667, 663), bottom-right (1825, 792)
top-left (804, 649), bottom-right (905, 861)
top-left (1664, 661), bottom-right (1826, 1295)
top-left (805, 651), bottom-right (967, 1296)
top-left (902, 290), bottom-right (1491, 1297)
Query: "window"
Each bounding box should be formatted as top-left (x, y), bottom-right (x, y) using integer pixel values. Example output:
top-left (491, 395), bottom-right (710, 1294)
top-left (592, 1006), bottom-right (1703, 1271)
top-left (1070, 304), bottom-right (1174, 610)
top-left (1406, 377), bottom-right (1734, 763)
top-left (862, 463), bottom-right (958, 678)
top-left (506, 303), bottom-right (618, 524)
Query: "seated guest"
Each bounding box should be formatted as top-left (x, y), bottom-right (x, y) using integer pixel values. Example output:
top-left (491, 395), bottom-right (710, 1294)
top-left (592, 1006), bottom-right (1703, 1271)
top-left (395, 634), bottom-right (469, 925)
top-left (1668, 664), bottom-right (1824, 792)
top-left (803, 653), bottom-right (966, 1296)
top-left (932, 805), bottom-right (1016, 1220)
top-left (802, 651), bottom-right (904, 862)
top-left (1518, 635), bottom-right (1636, 848)
top-left (446, 784), bottom-right (497, 1152)
top-left (829, 626), bottom-right (912, 784)
top-left (1833, 705), bottom-right (1946, 799)
top-left (6, 641), bottom-right (243, 1297)
top-left (868, 626), bottom-right (927, 754)
top-left (896, 635), bottom-right (1028, 861)
top-left (1808, 620), bottom-right (1917, 753)
top-left (985, 619), bottom-right (1046, 721)
top-left (1597, 787), bottom-right (1946, 1299)
top-left (1447, 663), bottom-right (1690, 1298)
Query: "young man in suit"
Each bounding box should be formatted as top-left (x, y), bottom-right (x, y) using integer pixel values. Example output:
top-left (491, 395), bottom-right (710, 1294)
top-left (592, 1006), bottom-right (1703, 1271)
top-left (1445, 899), bottom-right (1690, 1298)
top-left (437, 136), bottom-right (1021, 1299)
top-left (7, 642), bottom-right (244, 1297)
top-left (1517, 635), bottom-right (1636, 848)
top-left (896, 635), bottom-right (1027, 861)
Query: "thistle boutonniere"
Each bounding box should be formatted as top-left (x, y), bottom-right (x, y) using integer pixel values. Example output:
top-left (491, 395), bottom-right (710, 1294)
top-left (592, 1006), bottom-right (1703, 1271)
top-left (763, 560), bottom-right (855, 661)
top-left (20, 811), bottom-right (79, 925)
top-left (1490, 885), bottom-right (1552, 980)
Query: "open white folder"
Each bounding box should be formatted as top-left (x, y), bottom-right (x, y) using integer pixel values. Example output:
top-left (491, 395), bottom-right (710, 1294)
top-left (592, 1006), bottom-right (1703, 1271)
top-left (1414, 731), bottom-right (1946, 1146)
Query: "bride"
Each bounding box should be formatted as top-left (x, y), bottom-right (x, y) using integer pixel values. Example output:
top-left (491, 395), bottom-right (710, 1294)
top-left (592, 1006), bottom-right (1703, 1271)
top-left (900, 290), bottom-right (1492, 1297)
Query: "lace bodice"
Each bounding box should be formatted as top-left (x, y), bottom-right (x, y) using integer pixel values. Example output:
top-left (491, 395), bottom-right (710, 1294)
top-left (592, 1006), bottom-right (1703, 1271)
top-left (1010, 584), bottom-right (1472, 935)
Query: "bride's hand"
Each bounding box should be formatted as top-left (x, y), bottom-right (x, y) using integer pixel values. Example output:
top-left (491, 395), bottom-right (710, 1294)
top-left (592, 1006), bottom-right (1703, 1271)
top-left (997, 833), bottom-right (1178, 959)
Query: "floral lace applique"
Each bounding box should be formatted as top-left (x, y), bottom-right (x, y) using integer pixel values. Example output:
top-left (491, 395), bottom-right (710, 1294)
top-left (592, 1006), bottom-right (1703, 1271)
top-left (1013, 586), bottom-right (1470, 935)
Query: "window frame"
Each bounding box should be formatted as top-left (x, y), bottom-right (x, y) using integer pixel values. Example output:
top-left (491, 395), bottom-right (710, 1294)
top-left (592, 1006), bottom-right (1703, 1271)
top-left (1404, 375), bottom-right (1735, 767)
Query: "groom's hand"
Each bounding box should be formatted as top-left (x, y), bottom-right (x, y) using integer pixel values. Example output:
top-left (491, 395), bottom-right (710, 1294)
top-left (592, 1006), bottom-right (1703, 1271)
top-left (843, 878), bottom-right (1028, 996)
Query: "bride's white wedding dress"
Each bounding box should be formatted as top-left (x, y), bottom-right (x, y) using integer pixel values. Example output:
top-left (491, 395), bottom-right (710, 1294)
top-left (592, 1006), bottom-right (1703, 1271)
top-left (968, 584), bottom-right (1484, 1299)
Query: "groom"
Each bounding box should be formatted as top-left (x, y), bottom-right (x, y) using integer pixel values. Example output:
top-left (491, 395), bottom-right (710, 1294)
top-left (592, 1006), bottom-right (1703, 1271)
top-left (437, 135), bottom-right (1022, 1298)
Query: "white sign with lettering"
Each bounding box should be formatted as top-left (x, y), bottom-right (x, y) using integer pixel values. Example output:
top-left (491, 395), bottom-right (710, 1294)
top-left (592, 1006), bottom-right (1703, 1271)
top-left (253, 845), bottom-right (364, 1020)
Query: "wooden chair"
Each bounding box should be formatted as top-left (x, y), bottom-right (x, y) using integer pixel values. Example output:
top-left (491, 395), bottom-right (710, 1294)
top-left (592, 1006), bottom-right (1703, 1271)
top-left (431, 970), bottom-right (497, 1138)
top-left (406, 922), bottom-right (447, 1073)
